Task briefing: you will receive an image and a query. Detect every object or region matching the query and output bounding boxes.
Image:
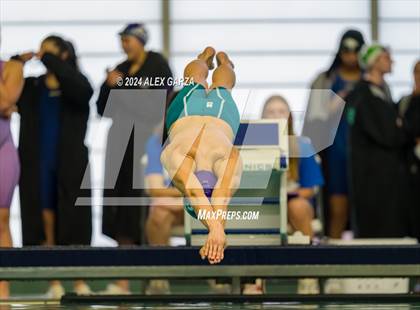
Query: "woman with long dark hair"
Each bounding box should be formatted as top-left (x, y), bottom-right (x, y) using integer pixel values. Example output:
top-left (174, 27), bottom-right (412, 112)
top-left (243, 95), bottom-right (324, 295)
top-left (304, 29), bottom-right (365, 238)
top-left (262, 95), bottom-right (324, 238)
top-left (16, 35), bottom-right (93, 298)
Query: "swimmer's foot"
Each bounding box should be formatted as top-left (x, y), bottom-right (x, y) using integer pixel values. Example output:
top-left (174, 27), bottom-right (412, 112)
top-left (216, 51), bottom-right (234, 69)
top-left (198, 46), bottom-right (216, 70)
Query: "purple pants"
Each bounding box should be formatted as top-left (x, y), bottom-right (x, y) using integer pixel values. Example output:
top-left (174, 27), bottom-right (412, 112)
top-left (0, 118), bottom-right (20, 208)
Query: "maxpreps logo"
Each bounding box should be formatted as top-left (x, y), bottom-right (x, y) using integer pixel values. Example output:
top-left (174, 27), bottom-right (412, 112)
top-left (197, 209), bottom-right (260, 221)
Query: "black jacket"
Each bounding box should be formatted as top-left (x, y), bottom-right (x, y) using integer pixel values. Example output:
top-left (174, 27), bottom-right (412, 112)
top-left (17, 53), bottom-right (93, 245)
top-left (399, 94), bottom-right (420, 240)
top-left (347, 80), bottom-right (414, 237)
top-left (96, 51), bottom-right (173, 116)
top-left (96, 51), bottom-right (173, 243)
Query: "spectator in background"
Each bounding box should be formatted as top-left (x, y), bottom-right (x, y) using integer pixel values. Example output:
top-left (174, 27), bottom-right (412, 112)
top-left (96, 23), bottom-right (173, 295)
top-left (398, 60), bottom-right (420, 241)
top-left (304, 29), bottom-right (365, 238)
top-left (15, 35), bottom-right (93, 298)
top-left (144, 119), bottom-right (183, 295)
top-left (262, 95), bottom-right (324, 238)
top-left (346, 44), bottom-right (416, 238)
top-left (243, 95), bottom-right (324, 295)
top-left (0, 50), bottom-right (27, 298)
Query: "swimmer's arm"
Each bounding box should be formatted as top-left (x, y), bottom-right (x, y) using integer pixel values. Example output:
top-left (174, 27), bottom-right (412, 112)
top-left (210, 185), bottom-right (234, 227)
top-left (145, 174), bottom-right (183, 197)
top-left (185, 195), bottom-right (224, 230)
top-left (211, 148), bottom-right (243, 226)
top-left (201, 214), bottom-right (225, 231)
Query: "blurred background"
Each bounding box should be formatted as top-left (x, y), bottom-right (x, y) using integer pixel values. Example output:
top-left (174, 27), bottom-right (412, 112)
top-left (1, 0), bottom-right (419, 246)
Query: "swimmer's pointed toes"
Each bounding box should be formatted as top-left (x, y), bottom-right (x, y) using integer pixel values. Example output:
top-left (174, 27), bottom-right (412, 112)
top-left (198, 46), bottom-right (216, 70)
top-left (216, 51), bottom-right (234, 69)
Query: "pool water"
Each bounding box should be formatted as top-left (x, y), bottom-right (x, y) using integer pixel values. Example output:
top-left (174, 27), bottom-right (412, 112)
top-left (2, 279), bottom-right (420, 309)
top-left (1, 302), bottom-right (420, 309)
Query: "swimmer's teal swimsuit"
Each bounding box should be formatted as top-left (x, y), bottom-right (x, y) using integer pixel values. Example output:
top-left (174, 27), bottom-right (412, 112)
top-left (184, 200), bottom-right (198, 219)
top-left (165, 83), bottom-right (240, 219)
top-left (165, 83), bottom-right (240, 135)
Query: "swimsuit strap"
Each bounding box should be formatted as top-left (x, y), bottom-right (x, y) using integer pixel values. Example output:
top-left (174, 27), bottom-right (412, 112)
top-left (215, 87), bottom-right (225, 119)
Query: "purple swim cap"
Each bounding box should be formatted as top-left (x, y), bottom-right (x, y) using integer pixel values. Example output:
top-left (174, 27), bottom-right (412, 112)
top-left (195, 170), bottom-right (217, 199)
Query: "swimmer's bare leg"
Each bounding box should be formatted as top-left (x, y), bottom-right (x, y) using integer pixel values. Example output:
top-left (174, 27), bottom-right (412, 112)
top-left (161, 126), bottom-right (226, 264)
top-left (210, 51), bottom-right (240, 207)
top-left (207, 51), bottom-right (239, 203)
top-left (184, 46), bottom-right (215, 88)
top-left (210, 51), bottom-right (236, 89)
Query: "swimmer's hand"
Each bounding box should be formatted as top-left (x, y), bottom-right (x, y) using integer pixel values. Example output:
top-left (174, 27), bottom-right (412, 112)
top-left (200, 221), bottom-right (226, 264)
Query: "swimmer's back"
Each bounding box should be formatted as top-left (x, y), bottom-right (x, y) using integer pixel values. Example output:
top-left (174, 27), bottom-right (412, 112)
top-left (165, 83), bottom-right (240, 139)
top-left (169, 115), bottom-right (235, 143)
top-left (167, 116), bottom-right (234, 172)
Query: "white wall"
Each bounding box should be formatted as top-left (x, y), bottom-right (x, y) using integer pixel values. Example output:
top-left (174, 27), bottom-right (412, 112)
top-left (378, 0), bottom-right (420, 100)
top-left (170, 0), bottom-right (371, 123)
